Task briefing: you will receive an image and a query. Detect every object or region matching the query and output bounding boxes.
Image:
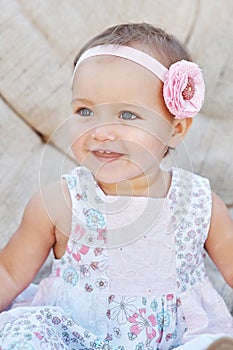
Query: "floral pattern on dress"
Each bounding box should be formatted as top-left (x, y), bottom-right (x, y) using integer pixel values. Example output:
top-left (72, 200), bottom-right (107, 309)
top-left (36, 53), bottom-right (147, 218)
top-left (108, 296), bottom-right (137, 325)
top-left (105, 294), bottom-right (184, 349)
top-left (168, 168), bottom-right (212, 293)
top-left (83, 208), bottom-right (106, 232)
top-left (0, 307), bottom-right (111, 349)
top-left (129, 308), bottom-right (157, 341)
top-left (1, 166), bottom-right (227, 350)
top-left (62, 266), bottom-right (79, 286)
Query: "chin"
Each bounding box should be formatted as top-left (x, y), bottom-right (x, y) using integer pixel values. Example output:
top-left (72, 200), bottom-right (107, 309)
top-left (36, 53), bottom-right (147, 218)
top-left (95, 165), bottom-right (142, 185)
top-left (94, 172), bottom-right (127, 184)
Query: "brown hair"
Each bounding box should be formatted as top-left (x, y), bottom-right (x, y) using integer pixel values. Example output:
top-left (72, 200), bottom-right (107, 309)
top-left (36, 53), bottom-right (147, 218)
top-left (73, 22), bottom-right (191, 69)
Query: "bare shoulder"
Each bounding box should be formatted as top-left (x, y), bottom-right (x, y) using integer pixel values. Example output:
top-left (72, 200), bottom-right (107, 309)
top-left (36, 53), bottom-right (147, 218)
top-left (207, 192), bottom-right (233, 234)
top-left (39, 179), bottom-right (71, 225)
top-left (23, 179), bottom-right (71, 227)
top-left (205, 191), bottom-right (233, 286)
top-left (38, 179), bottom-right (72, 258)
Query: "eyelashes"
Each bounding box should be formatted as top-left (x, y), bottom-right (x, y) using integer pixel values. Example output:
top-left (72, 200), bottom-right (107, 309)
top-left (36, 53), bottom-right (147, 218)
top-left (76, 107), bottom-right (94, 117)
top-left (75, 108), bottom-right (141, 121)
top-left (119, 111), bottom-right (138, 120)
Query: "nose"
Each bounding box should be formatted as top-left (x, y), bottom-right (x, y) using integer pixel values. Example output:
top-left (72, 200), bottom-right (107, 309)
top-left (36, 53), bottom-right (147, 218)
top-left (91, 124), bottom-right (116, 141)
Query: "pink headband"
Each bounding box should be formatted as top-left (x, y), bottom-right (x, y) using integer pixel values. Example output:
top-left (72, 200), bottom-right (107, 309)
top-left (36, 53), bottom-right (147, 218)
top-left (72, 44), bottom-right (205, 119)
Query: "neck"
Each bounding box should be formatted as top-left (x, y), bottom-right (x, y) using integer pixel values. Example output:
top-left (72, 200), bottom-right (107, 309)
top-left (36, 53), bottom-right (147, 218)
top-left (96, 168), bottom-right (171, 198)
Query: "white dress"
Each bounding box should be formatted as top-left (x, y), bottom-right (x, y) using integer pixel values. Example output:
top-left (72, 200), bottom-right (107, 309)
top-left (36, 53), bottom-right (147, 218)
top-left (0, 166), bottom-right (232, 350)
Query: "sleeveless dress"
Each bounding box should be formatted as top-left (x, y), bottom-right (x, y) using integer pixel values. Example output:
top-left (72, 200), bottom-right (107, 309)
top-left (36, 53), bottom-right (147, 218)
top-left (0, 166), bottom-right (232, 350)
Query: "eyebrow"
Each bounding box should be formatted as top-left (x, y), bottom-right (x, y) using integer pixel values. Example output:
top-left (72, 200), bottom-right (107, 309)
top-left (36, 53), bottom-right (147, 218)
top-left (71, 97), bottom-right (95, 105)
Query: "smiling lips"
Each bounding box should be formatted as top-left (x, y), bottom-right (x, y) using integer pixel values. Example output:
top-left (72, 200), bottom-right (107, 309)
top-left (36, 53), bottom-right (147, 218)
top-left (92, 149), bottom-right (124, 161)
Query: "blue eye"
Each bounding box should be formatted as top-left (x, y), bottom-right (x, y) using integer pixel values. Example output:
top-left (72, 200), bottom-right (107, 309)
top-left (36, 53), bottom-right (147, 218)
top-left (77, 108), bottom-right (94, 117)
top-left (120, 111), bottom-right (138, 120)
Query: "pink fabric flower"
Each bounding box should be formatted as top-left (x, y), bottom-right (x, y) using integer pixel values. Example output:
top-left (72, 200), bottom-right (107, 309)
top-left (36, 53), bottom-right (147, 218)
top-left (163, 60), bottom-right (205, 119)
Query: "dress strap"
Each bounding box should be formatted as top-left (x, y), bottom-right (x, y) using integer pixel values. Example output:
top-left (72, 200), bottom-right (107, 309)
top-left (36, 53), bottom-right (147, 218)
top-left (168, 168), bottom-right (212, 292)
top-left (62, 167), bottom-right (107, 249)
top-left (167, 167), bottom-right (212, 241)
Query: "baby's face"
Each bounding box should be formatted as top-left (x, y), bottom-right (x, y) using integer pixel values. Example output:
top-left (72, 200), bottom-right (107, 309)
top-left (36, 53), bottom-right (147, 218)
top-left (70, 55), bottom-right (175, 186)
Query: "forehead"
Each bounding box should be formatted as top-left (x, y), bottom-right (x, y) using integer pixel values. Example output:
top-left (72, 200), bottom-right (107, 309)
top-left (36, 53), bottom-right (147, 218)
top-left (73, 55), bottom-right (160, 85)
top-left (72, 56), bottom-right (163, 107)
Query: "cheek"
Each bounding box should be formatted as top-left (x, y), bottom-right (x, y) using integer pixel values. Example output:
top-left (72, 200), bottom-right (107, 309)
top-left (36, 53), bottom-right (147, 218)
top-left (71, 142), bottom-right (83, 164)
top-left (69, 115), bottom-right (95, 136)
top-left (126, 130), bottom-right (168, 168)
top-left (69, 117), bottom-right (90, 150)
top-left (70, 132), bottom-right (88, 163)
top-left (128, 130), bottom-right (166, 154)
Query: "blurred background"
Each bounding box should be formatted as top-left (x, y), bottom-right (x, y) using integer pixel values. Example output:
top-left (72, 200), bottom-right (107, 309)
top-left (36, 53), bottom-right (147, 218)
top-left (0, 0), bottom-right (233, 309)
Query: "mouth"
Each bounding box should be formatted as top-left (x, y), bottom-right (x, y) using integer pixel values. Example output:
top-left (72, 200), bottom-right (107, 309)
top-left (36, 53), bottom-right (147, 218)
top-left (91, 149), bottom-right (124, 161)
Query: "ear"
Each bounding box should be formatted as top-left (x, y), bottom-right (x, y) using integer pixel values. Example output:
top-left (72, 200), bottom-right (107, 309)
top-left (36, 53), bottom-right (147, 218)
top-left (168, 118), bottom-right (193, 148)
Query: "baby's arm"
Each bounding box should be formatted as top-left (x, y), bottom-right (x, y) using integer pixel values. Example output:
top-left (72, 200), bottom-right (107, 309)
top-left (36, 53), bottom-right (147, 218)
top-left (0, 187), bottom-right (56, 311)
top-left (205, 192), bottom-right (233, 288)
